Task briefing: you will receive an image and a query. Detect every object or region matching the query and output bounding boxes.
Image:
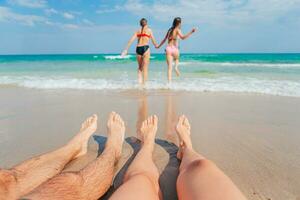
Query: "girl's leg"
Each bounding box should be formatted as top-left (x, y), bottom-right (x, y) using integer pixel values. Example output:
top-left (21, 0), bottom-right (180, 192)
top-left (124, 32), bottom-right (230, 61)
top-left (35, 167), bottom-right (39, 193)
top-left (142, 50), bottom-right (150, 85)
top-left (136, 55), bottom-right (143, 84)
top-left (166, 54), bottom-right (173, 83)
top-left (110, 116), bottom-right (161, 200)
top-left (174, 51), bottom-right (180, 77)
top-left (176, 115), bottom-right (247, 200)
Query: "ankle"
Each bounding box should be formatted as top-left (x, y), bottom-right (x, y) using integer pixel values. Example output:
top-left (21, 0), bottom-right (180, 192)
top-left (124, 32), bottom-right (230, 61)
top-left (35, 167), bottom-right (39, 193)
top-left (141, 142), bottom-right (154, 153)
top-left (105, 141), bottom-right (121, 159)
top-left (181, 146), bottom-right (194, 156)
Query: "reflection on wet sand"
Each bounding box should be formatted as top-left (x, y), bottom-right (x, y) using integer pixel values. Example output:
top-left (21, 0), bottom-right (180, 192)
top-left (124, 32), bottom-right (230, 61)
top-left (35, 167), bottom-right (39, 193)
top-left (164, 94), bottom-right (179, 145)
top-left (136, 93), bottom-right (148, 139)
top-left (135, 92), bottom-right (179, 144)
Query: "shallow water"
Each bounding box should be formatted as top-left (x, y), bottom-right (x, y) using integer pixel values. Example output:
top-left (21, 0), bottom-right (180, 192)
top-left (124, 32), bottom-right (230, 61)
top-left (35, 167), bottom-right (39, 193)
top-left (0, 53), bottom-right (300, 96)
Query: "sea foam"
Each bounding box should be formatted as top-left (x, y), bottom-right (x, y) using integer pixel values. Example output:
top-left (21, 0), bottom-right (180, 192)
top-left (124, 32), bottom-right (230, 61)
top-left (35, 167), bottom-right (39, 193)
top-left (0, 76), bottom-right (299, 97)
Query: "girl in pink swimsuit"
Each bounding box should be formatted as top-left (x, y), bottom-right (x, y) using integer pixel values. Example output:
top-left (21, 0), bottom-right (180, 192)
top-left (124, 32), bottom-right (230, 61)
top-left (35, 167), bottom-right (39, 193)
top-left (157, 17), bottom-right (196, 83)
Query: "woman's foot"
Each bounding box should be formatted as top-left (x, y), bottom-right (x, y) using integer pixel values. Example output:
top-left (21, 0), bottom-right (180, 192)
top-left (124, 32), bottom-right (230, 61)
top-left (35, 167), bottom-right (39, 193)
top-left (106, 112), bottom-right (125, 159)
top-left (140, 115), bottom-right (158, 148)
top-left (72, 114), bottom-right (98, 159)
top-left (175, 115), bottom-right (192, 159)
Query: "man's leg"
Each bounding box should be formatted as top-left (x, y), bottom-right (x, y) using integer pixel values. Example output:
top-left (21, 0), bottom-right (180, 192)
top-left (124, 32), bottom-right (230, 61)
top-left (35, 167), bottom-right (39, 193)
top-left (0, 115), bottom-right (98, 200)
top-left (175, 115), bottom-right (247, 200)
top-left (24, 112), bottom-right (125, 200)
top-left (110, 115), bottom-right (161, 200)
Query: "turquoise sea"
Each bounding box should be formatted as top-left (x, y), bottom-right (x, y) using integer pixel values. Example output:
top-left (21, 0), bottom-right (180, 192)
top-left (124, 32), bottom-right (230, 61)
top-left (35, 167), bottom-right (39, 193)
top-left (0, 53), bottom-right (300, 97)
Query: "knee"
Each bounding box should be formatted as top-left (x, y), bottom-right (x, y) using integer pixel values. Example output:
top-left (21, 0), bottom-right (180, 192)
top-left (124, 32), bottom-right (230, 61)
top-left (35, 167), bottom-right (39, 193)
top-left (182, 159), bottom-right (216, 173)
top-left (0, 169), bottom-right (17, 198)
top-left (124, 170), bottom-right (159, 186)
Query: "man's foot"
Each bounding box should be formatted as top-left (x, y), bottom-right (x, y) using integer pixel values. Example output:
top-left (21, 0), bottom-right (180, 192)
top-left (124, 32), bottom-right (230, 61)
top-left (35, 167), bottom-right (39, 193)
top-left (73, 114), bottom-right (98, 159)
top-left (175, 115), bottom-right (192, 159)
top-left (175, 67), bottom-right (180, 76)
top-left (107, 112), bottom-right (125, 159)
top-left (140, 115), bottom-right (158, 147)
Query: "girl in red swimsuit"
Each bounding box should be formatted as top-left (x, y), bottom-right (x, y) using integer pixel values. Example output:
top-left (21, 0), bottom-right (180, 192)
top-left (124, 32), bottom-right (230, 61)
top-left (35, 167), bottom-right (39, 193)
top-left (157, 17), bottom-right (196, 83)
top-left (121, 18), bottom-right (159, 85)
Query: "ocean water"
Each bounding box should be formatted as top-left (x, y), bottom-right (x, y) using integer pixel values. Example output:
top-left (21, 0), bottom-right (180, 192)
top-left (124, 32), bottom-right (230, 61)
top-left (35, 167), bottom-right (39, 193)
top-left (0, 53), bottom-right (300, 97)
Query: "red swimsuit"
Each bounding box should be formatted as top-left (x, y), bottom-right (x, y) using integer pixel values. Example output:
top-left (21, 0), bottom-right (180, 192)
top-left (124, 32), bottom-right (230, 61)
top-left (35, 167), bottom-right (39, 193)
top-left (137, 33), bottom-right (151, 38)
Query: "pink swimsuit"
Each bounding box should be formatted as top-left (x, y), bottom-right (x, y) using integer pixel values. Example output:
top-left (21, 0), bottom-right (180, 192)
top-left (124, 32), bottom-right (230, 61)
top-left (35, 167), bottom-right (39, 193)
top-left (166, 45), bottom-right (179, 55)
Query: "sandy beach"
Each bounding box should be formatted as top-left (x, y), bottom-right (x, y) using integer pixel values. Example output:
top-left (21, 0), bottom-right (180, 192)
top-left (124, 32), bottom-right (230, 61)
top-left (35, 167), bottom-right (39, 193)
top-left (0, 87), bottom-right (299, 200)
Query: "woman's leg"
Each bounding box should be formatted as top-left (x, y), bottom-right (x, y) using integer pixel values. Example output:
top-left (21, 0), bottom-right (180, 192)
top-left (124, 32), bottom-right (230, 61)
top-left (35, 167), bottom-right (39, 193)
top-left (166, 54), bottom-right (173, 83)
top-left (0, 115), bottom-right (98, 199)
top-left (24, 112), bottom-right (125, 200)
top-left (176, 115), bottom-right (247, 200)
top-left (142, 50), bottom-right (150, 85)
top-left (174, 51), bottom-right (180, 77)
top-left (136, 54), bottom-right (143, 84)
top-left (110, 116), bottom-right (161, 200)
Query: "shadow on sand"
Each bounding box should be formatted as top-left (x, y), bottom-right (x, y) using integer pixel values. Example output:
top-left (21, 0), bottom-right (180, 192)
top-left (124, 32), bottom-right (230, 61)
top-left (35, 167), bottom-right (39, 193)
top-left (156, 138), bottom-right (180, 200)
top-left (93, 135), bottom-right (180, 200)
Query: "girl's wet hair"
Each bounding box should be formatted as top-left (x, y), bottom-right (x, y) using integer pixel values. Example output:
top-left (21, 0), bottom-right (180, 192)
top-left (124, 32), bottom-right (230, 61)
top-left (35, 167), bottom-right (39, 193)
top-left (139, 18), bottom-right (148, 42)
top-left (168, 17), bottom-right (181, 39)
top-left (172, 17), bottom-right (181, 28)
top-left (140, 18), bottom-right (148, 27)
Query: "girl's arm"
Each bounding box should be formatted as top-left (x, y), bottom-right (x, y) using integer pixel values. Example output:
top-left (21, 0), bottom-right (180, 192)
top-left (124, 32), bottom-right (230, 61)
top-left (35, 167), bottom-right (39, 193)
top-left (150, 29), bottom-right (159, 48)
top-left (121, 32), bottom-right (137, 56)
top-left (157, 31), bottom-right (169, 48)
top-left (178, 28), bottom-right (197, 40)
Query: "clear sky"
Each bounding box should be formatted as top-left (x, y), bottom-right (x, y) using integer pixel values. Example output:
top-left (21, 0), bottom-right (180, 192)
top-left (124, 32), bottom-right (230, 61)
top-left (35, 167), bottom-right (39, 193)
top-left (0, 0), bottom-right (300, 54)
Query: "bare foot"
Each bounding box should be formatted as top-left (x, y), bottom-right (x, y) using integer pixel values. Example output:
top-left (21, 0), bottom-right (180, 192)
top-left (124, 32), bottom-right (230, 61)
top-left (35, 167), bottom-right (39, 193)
top-left (72, 114), bottom-right (98, 159)
top-left (175, 67), bottom-right (180, 76)
top-left (140, 115), bottom-right (158, 146)
top-left (107, 112), bottom-right (125, 159)
top-left (175, 115), bottom-right (192, 159)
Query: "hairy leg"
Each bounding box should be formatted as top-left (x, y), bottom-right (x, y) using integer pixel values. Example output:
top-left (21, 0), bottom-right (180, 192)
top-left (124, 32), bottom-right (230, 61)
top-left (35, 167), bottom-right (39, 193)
top-left (174, 52), bottom-right (180, 77)
top-left (142, 50), bottom-right (150, 85)
top-left (24, 112), bottom-right (125, 200)
top-left (136, 55), bottom-right (143, 84)
top-left (110, 115), bottom-right (161, 200)
top-left (0, 115), bottom-right (98, 199)
top-left (166, 54), bottom-right (173, 83)
top-left (175, 115), bottom-right (247, 200)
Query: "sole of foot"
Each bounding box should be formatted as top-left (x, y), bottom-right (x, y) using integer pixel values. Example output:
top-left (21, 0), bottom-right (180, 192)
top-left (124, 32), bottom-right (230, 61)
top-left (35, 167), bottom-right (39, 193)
top-left (107, 111), bottom-right (125, 159)
top-left (140, 115), bottom-right (158, 146)
top-left (75, 114), bottom-right (98, 158)
top-left (175, 115), bottom-right (192, 160)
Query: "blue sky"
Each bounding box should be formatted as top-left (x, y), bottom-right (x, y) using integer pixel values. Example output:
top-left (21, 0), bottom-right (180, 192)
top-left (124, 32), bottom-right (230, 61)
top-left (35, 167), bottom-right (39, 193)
top-left (0, 0), bottom-right (300, 54)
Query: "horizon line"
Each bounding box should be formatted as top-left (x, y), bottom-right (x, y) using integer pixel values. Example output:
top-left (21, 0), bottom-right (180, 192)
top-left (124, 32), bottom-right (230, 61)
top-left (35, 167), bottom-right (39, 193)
top-left (1, 52), bottom-right (300, 56)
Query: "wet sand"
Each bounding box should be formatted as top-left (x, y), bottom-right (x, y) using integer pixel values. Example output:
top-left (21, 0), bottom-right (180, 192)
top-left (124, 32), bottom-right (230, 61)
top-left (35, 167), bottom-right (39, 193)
top-left (0, 87), bottom-right (300, 200)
